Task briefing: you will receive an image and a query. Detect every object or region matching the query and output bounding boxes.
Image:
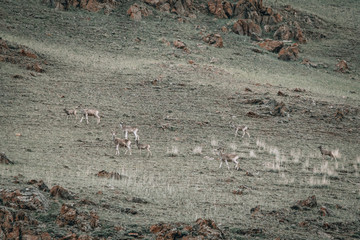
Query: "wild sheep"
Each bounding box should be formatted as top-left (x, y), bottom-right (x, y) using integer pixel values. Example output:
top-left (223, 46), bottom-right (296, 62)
top-left (63, 108), bottom-right (77, 119)
top-left (230, 123), bottom-right (250, 138)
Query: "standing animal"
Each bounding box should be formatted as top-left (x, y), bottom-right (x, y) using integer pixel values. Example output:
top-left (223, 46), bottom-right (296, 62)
top-left (80, 109), bottom-right (100, 124)
top-left (135, 140), bottom-right (152, 157)
top-left (318, 146), bottom-right (336, 160)
top-left (230, 123), bottom-right (250, 138)
top-left (217, 148), bottom-right (240, 170)
top-left (119, 122), bottom-right (139, 140)
top-left (112, 132), bottom-right (131, 155)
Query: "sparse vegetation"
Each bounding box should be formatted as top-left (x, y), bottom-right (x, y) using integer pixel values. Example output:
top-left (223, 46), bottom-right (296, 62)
top-left (0, 0), bottom-right (359, 239)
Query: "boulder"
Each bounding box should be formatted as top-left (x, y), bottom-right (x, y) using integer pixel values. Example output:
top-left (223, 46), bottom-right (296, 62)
top-left (203, 33), bottom-right (224, 48)
top-left (43, 0), bottom-right (116, 13)
top-left (335, 60), bottom-right (349, 73)
top-left (278, 43), bottom-right (299, 61)
top-left (150, 218), bottom-right (225, 239)
top-left (127, 4), bottom-right (152, 21)
top-left (258, 39), bottom-right (284, 53)
top-left (208, 0), bottom-right (233, 19)
top-left (56, 204), bottom-right (99, 232)
top-left (232, 19), bottom-right (262, 37)
top-left (144, 0), bottom-right (194, 17)
top-left (0, 188), bottom-right (49, 211)
top-left (50, 185), bottom-right (76, 200)
top-left (273, 23), bottom-right (306, 43)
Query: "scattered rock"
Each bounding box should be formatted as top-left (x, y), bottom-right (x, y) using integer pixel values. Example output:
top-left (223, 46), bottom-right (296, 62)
top-left (144, 0), bottom-right (195, 17)
top-left (232, 19), bottom-right (262, 37)
top-left (203, 33), bottom-right (223, 48)
top-left (26, 62), bottom-right (44, 73)
top-left (293, 88), bottom-right (305, 92)
top-left (258, 39), bottom-right (284, 53)
top-left (50, 185), bottom-right (76, 200)
top-left (20, 49), bottom-right (38, 59)
top-left (294, 195), bottom-right (318, 209)
top-left (208, 0), bottom-right (233, 19)
top-left (0, 152), bottom-right (14, 164)
top-left (278, 43), bottom-right (299, 61)
top-left (0, 188), bottom-right (49, 210)
top-left (96, 170), bottom-right (127, 180)
top-left (127, 4), bottom-right (152, 21)
top-left (0, 206), bottom-right (47, 239)
top-left (27, 179), bottom-right (50, 192)
top-left (245, 98), bottom-right (264, 105)
top-left (56, 204), bottom-right (99, 232)
top-left (273, 23), bottom-right (306, 43)
top-left (271, 101), bottom-right (288, 116)
top-left (44, 0), bottom-right (117, 13)
top-left (319, 206), bottom-right (330, 216)
top-left (335, 60), bottom-right (349, 73)
top-left (301, 58), bottom-right (318, 68)
top-left (173, 40), bottom-right (190, 53)
top-left (150, 218), bottom-right (225, 239)
top-left (246, 111), bottom-right (261, 118)
top-left (277, 91), bottom-right (288, 97)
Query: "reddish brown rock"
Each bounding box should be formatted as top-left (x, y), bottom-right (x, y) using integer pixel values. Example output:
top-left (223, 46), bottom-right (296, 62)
top-left (144, 0), bottom-right (194, 17)
top-left (278, 43), bottom-right (299, 61)
top-left (274, 23), bottom-right (306, 43)
top-left (50, 185), bottom-right (75, 200)
top-left (0, 188), bottom-right (48, 210)
top-left (27, 179), bottom-right (50, 192)
top-left (45, 0), bottom-right (116, 13)
top-left (26, 62), bottom-right (44, 73)
top-left (150, 218), bottom-right (225, 239)
top-left (232, 19), bottom-right (262, 37)
top-left (20, 49), bottom-right (38, 59)
top-left (203, 33), bottom-right (224, 48)
top-left (127, 4), bottom-right (152, 21)
top-left (258, 39), bottom-right (284, 53)
top-left (96, 170), bottom-right (126, 180)
top-left (173, 40), bottom-right (190, 53)
top-left (208, 0), bottom-right (233, 19)
top-left (56, 204), bottom-right (99, 231)
top-left (297, 195), bottom-right (318, 208)
top-left (335, 60), bottom-right (349, 73)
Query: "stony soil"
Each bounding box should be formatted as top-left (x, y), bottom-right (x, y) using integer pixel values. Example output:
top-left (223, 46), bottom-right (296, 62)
top-left (1, 0), bottom-right (359, 239)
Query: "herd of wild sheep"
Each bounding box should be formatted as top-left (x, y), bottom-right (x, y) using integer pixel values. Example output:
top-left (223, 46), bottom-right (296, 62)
top-left (64, 107), bottom-right (338, 170)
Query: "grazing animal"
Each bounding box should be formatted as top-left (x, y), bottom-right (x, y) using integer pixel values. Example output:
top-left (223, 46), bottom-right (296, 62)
top-left (64, 108), bottom-right (77, 120)
top-left (119, 122), bottom-right (139, 140)
top-left (135, 140), bottom-right (152, 157)
top-left (230, 123), bottom-right (250, 138)
top-left (80, 109), bottom-right (100, 124)
top-left (112, 132), bottom-right (131, 155)
top-left (318, 146), bottom-right (336, 160)
top-left (217, 148), bottom-right (240, 170)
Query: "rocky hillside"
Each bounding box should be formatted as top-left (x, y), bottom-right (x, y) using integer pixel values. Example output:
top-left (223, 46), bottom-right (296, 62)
top-left (1, 0), bottom-right (359, 239)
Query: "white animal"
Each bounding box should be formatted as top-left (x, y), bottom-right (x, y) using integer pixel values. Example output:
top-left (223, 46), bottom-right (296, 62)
top-left (231, 123), bottom-right (250, 138)
top-left (119, 122), bottom-right (139, 140)
top-left (80, 109), bottom-right (100, 124)
top-left (112, 132), bottom-right (131, 155)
